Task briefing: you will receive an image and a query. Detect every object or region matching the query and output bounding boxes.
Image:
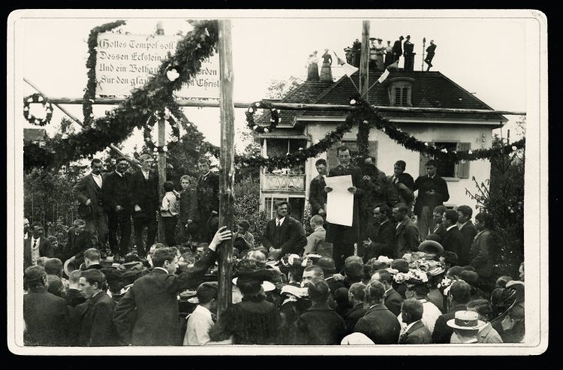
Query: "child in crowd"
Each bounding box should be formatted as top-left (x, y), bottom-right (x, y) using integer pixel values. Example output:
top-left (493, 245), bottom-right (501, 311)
top-left (160, 180), bottom-right (180, 247)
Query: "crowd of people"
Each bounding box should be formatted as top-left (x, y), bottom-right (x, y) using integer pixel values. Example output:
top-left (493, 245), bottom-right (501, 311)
top-left (343, 35), bottom-right (437, 72)
top-left (22, 146), bottom-right (525, 347)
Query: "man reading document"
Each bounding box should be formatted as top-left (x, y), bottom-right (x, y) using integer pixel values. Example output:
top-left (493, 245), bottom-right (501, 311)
top-left (324, 146), bottom-right (363, 271)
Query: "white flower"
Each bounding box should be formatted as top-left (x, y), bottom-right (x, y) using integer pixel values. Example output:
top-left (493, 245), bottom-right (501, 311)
top-left (350, 99), bottom-right (356, 105)
top-left (264, 128), bottom-right (269, 133)
top-left (511, 146), bottom-right (517, 151)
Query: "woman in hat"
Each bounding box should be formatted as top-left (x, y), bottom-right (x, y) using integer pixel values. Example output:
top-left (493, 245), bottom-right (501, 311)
top-left (208, 268), bottom-right (282, 344)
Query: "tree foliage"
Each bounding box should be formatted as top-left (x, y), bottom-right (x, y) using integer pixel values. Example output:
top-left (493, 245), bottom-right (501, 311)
top-left (466, 118), bottom-right (525, 278)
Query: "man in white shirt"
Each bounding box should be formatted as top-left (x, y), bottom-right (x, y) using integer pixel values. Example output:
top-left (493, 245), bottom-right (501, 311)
top-left (183, 281), bottom-right (218, 345)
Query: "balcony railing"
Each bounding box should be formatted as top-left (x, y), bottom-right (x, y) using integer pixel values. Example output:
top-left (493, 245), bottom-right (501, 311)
top-left (262, 173), bottom-right (306, 192)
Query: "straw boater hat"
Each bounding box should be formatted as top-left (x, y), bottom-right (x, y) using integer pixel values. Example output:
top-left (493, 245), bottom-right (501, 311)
top-left (447, 310), bottom-right (486, 330)
top-left (418, 240), bottom-right (444, 256)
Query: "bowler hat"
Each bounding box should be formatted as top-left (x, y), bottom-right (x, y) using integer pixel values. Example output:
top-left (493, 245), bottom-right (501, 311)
top-left (25, 265), bottom-right (46, 282)
top-left (418, 240), bottom-right (444, 256)
top-left (77, 203), bottom-right (93, 218)
top-left (317, 257), bottom-right (336, 275)
top-left (446, 310), bottom-right (486, 330)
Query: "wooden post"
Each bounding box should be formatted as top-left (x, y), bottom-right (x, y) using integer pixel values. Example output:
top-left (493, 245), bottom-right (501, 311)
top-left (422, 37), bottom-right (426, 71)
top-left (157, 118), bottom-right (166, 243)
top-left (359, 21), bottom-right (371, 99)
top-left (217, 19), bottom-right (235, 317)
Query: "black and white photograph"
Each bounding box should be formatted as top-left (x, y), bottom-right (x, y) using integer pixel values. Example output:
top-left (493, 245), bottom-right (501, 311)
top-left (7, 9), bottom-right (548, 356)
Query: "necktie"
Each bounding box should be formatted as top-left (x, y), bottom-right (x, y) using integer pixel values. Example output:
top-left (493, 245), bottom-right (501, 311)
top-left (32, 239), bottom-right (37, 249)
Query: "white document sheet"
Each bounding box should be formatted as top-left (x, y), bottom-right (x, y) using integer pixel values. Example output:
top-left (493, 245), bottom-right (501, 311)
top-left (324, 175), bottom-right (354, 227)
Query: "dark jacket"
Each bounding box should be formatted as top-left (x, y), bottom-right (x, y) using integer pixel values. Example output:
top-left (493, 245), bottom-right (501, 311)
top-left (432, 303), bottom-right (468, 343)
top-left (364, 219), bottom-right (395, 260)
top-left (442, 226), bottom-right (464, 263)
top-left (413, 174), bottom-right (450, 216)
top-left (399, 320), bottom-right (432, 344)
top-left (308, 175), bottom-right (327, 216)
top-left (24, 237), bottom-right (53, 270)
top-left (77, 291), bottom-right (118, 346)
top-left (113, 248), bottom-right (218, 346)
top-left (179, 186), bottom-right (199, 223)
top-left (103, 171), bottom-right (134, 212)
top-left (383, 288), bottom-right (404, 316)
top-left (343, 303), bottom-right (367, 335)
top-left (23, 285), bottom-right (70, 346)
top-left (469, 229), bottom-right (496, 278)
top-left (196, 171), bottom-right (219, 215)
top-left (394, 218), bottom-right (420, 259)
top-left (292, 302), bottom-right (347, 345)
top-left (131, 169), bottom-right (159, 214)
top-left (459, 221), bottom-right (478, 267)
top-left (72, 173), bottom-right (105, 218)
top-left (354, 303), bottom-right (401, 344)
top-left (262, 216), bottom-right (307, 257)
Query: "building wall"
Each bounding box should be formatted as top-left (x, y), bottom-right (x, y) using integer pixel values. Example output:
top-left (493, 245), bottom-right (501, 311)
top-left (303, 120), bottom-right (495, 214)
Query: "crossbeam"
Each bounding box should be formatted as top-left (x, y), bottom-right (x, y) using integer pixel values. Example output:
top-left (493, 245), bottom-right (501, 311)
top-left (43, 97), bottom-right (526, 116)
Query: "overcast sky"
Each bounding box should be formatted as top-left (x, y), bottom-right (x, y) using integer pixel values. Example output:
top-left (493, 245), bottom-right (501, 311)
top-left (13, 9), bottom-right (539, 148)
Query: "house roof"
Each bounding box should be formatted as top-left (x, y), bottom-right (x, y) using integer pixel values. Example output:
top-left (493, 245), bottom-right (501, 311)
top-left (257, 70), bottom-right (507, 126)
top-left (24, 128), bottom-right (47, 142)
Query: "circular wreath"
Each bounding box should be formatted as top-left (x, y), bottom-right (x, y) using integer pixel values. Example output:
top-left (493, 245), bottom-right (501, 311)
top-left (23, 93), bottom-right (53, 126)
top-left (245, 101), bottom-right (281, 133)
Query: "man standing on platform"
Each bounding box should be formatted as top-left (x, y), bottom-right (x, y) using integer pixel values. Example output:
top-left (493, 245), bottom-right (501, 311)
top-left (403, 35), bottom-right (415, 72)
top-left (308, 158), bottom-right (328, 221)
top-left (413, 159), bottom-right (450, 240)
top-left (104, 157), bottom-right (134, 262)
top-left (72, 158), bottom-right (108, 251)
top-left (196, 157), bottom-right (220, 244)
top-left (131, 154), bottom-right (159, 257)
top-left (324, 146), bottom-right (363, 271)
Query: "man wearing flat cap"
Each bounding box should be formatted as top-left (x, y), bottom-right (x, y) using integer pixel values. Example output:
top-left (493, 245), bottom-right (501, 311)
top-left (23, 265), bottom-right (70, 346)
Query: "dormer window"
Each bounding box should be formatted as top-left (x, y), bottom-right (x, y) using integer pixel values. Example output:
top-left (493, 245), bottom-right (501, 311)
top-left (388, 77), bottom-right (414, 107)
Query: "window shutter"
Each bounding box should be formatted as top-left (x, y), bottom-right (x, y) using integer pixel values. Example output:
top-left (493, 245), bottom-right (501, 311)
top-left (419, 152), bottom-right (430, 177)
top-left (456, 142), bottom-right (471, 179)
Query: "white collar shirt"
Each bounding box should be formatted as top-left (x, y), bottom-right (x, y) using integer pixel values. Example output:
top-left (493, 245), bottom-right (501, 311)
top-left (183, 305), bottom-right (214, 345)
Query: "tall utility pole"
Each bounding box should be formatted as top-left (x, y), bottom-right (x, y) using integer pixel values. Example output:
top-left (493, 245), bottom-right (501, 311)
top-left (359, 21), bottom-right (371, 100)
top-left (217, 19), bottom-right (236, 317)
top-left (156, 21), bottom-right (167, 243)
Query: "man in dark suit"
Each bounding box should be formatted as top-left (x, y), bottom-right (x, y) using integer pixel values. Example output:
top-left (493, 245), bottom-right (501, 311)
top-left (196, 157), bottom-right (219, 243)
top-left (424, 39), bottom-right (437, 71)
top-left (23, 265), bottom-right (70, 346)
top-left (403, 35), bottom-right (415, 71)
top-left (131, 154), bottom-right (159, 256)
top-left (371, 268), bottom-right (403, 316)
top-left (431, 205), bottom-right (448, 239)
top-left (398, 298), bottom-right (432, 344)
top-left (456, 205), bottom-right (478, 267)
top-left (441, 209), bottom-right (464, 264)
top-left (113, 227), bottom-right (232, 346)
top-left (103, 157), bottom-right (134, 262)
top-left (363, 203), bottom-right (395, 261)
top-left (387, 160), bottom-right (415, 210)
top-left (308, 158), bottom-right (328, 220)
top-left (413, 159), bottom-right (450, 240)
top-left (263, 200), bottom-right (307, 260)
top-left (468, 212), bottom-right (497, 294)
top-left (72, 158), bottom-right (108, 250)
top-left (392, 36), bottom-right (404, 63)
top-left (354, 280), bottom-right (401, 344)
top-left (324, 146), bottom-right (364, 271)
top-left (24, 223), bottom-right (53, 270)
top-left (432, 280), bottom-right (472, 343)
top-left (392, 203), bottom-right (420, 259)
top-left (76, 269), bottom-right (118, 346)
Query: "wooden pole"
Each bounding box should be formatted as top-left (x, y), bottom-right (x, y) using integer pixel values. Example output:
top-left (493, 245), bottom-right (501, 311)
top-left (422, 37), bottom-right (426, 71)
top-left (217, 19), bottom-right (236, 317)
top-left (157, 118), bottom-right (166, 243)
top-left (359, 21), bottom-right (370, 99)
top-left (40, 96), bottom-right (527, 116)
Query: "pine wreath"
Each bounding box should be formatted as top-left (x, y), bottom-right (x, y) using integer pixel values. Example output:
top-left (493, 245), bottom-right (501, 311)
top-left (245, 101), bottom-right (281, 133)
top-left (23, 93), bottom-right (53, 126)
